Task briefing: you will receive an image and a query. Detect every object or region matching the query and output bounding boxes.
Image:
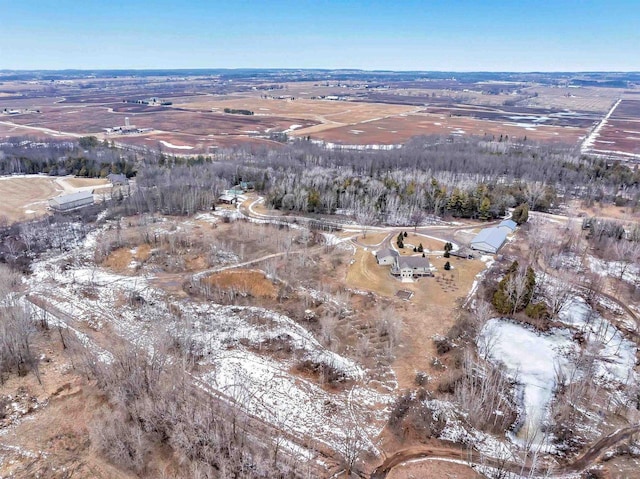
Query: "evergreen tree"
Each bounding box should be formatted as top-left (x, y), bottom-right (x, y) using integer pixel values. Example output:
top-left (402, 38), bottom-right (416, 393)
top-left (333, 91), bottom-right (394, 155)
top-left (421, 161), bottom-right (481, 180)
top-left (512, 203), bottom-right (529, 225)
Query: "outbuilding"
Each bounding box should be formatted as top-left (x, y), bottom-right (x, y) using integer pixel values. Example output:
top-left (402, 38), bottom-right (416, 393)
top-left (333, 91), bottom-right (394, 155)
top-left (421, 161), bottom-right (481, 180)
top-left (498, 219), bottom-right (517, 232)
top-left (48, 190), bottom-right (94, 212)
top-left (375, 248), bottom-right (399, 265)
top-left (470, 227), bottom-right (509, 254)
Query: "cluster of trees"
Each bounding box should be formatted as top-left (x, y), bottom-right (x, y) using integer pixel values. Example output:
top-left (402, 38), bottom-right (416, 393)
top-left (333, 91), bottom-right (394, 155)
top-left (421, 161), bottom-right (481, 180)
top-left (3, 135), bottom-right (639, 227)
top-left (396, 231), bottom-right (407, 248)
top-left (0, 137), bottom-right (136, 178)
top-left (88, 346), bottom-right (301, 478)
top-left (492, 261), bottom-right (537, 315)
top-left (223, 108), bottom-right (254, 115)
top-left (511, 203), bottom-right (529, 225)
top-left (0, 266), bottom-right (39, 384)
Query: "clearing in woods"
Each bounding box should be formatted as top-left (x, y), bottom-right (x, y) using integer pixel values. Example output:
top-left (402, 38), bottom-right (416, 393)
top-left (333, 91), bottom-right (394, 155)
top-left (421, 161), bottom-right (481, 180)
top-left (345, 235), bottom-right (486, 389)
top-left (0, 176), bottom-right (110, 224)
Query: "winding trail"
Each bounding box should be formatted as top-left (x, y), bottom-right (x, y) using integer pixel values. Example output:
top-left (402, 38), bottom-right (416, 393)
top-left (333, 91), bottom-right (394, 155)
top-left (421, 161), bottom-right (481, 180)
top-left (370, 424), bottom-right (640, 478)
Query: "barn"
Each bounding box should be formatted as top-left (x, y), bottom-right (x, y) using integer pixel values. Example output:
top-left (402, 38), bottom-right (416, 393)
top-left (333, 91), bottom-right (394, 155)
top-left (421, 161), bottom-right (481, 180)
top-left (470, 227), bottom-right (509, 254)
top-left (48, 190), bottom-right (94, 212)
top-left (498, 219), bottom-right (517, 232)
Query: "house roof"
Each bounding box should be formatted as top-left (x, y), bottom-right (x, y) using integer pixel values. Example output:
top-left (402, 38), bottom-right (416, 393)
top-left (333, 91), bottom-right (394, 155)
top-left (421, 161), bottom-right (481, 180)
top-left (397, 255), bottom-right (430, 269)
top-left (49, 190), bottom-right (93, 207)
top-left (107, 173), bottom-right (128, 184)
top-left (376, 248), bottom-right (399, 259)
top-left (470, 227), bottom-right (508, 251)
top-left (499, 219), bottom-right (517, 231)
top-left (218, 194), bottom-right (238, 202)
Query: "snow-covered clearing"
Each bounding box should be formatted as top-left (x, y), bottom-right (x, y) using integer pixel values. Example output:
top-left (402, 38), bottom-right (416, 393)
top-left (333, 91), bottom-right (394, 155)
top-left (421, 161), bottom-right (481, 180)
top-left (159, 140), bottom-right (194, 150)
top-left (479, 297), bottom-right (638, 447)
top-left (587, 256), bottom-right (640, 285)
top-left (478, 320), bottom-right (576, 443)
top-left (557, 298), bottom-right (637, 384)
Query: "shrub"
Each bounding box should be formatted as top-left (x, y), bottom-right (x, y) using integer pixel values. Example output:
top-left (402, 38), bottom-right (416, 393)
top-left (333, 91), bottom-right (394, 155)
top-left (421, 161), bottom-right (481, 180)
top-left (444, 261), bottom-right (451, 271)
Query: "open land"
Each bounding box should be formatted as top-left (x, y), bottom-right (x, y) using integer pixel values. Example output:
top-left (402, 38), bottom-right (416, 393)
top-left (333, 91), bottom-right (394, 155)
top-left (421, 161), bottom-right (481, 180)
top-left (2, 71), bottom-right (637, 157)
top-left (0, 176), bottom-right (109, 223)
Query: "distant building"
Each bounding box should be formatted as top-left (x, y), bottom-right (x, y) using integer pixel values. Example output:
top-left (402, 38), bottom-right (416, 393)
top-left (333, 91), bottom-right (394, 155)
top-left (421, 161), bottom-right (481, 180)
top-left (226, 188), bottom-right (244, 196)
top-left (218, 193), bottom-right (238, 205)
top-left (107, 173), bottom-right (129, 186)
top-left (470, 227), bottom-right (509, 254)
top-left (391, 255), bottom-right (432, 280)
top-left (375, 248), bottom-right (399, 265)
top-left (48, 191), bottom-right (94, 212)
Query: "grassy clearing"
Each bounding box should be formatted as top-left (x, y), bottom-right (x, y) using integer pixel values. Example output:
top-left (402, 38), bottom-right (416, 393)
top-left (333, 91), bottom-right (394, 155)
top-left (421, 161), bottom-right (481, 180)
top-left (0, 176), bottom-right (60, 223)
top-left (345, 240), bottom-right (488, 389)
top-left (202, 270), bottom-right (277, 299)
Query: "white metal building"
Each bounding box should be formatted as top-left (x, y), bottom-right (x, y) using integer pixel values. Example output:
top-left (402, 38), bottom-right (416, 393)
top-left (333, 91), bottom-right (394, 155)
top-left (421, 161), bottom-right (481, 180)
top-left (470, 227), bottom-right (509, 254)
top-left (48, 190), bottom-right (94, 212)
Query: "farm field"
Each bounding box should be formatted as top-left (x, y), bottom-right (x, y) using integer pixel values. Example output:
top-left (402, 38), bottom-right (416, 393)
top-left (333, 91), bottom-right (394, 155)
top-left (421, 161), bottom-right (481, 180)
top-left (590, 99), bottom-right (640, 158)
top-left (2, 72), bottom-right (637, 155)
top-left (310, 112), bottom-right (590, 145)
top-left (0, 176), bottom-right (109, 223)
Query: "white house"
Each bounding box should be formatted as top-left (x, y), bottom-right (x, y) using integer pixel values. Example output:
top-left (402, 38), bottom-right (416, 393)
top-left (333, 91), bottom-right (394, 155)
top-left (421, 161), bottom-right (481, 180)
top-left (391, 255), bottom-right (432, 280)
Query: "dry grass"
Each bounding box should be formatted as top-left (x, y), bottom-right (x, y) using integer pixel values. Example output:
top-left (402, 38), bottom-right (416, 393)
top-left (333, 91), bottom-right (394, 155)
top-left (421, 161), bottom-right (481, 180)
top-left (0, 334), bottom-right (134, 479)
top-left (357, 232), bottom-right (391, 247)
top-left (61, 177), bottom-right (109, 189)
top-left (0, 176), bottom-right (61, 223)
top-left (173, 96), bottom-right (417, 125)
top-left (202, 270), bottom-right (277, 299)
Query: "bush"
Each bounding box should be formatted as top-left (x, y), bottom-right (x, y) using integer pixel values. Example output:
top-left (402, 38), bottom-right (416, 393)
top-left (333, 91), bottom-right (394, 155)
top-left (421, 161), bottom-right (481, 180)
top-left (525, 301), bottom-right (550, 320)
top-left (444, 261), bottom-right (451, 270)
top-left (414, 371), bottom-right (429, 386)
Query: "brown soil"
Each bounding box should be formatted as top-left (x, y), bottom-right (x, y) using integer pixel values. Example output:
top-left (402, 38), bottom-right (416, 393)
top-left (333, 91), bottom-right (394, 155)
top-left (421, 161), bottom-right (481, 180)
top-left (0, 333), bottom-right (134, 479)
top-left (61, 177), bottom-right (109, 189)
top-left (386, 459), bottom-right (482, 479)
top-left (310, 113), bottom-right (588, 145)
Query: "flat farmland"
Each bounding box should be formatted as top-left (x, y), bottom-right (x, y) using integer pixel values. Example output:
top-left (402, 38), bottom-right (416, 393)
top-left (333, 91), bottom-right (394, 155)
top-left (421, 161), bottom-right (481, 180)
top-left (115, 131), bottom-right (281, 154)
top-left (590, 99), bottom-right (640, 159)
top-left (5, 106), bottom-right (316, 135)
top-left (519, 85), bottom-right (621, 112)
top-left (309, 112), bottom-right (589, 145)
top-left (173, 96), bottom-right (419, 125)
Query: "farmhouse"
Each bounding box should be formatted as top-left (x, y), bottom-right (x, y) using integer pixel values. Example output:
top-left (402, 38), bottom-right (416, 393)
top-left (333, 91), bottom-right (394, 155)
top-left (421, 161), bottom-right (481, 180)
top-left (470, 227), bottom-right (509, 254)
top-left (391, 255), bottom-right (432, 280)
top-left (48, 190), bottom-right (94, 212)
top-left (107, 173), bottom-right (129, 186)
top-left (218, 194), bottom-right (238, 205)
top-left (375, 248), bottom-right (399, 265)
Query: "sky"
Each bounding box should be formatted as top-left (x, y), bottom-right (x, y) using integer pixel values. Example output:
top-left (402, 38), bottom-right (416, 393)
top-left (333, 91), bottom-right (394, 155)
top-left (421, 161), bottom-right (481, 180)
top-left (0, 0), bottom-right (638, 71)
